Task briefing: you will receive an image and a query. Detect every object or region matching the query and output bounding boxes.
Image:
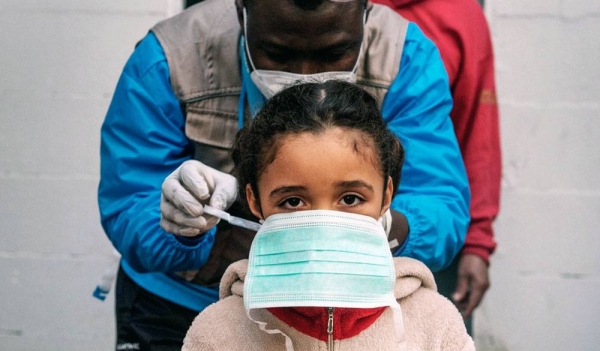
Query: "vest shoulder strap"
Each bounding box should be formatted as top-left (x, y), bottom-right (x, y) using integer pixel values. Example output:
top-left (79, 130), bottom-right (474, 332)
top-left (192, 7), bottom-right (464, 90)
top-left (357, 4), bottom-right (409, 106)
top-left (151, 0), bottom-right (241, 103)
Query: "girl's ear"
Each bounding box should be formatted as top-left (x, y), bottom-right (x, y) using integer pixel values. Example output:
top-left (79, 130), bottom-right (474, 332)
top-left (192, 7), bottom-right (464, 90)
top-left (246, 184), bottom-right (263, 219)
top-left (381, 176), bottom-right (393, 216)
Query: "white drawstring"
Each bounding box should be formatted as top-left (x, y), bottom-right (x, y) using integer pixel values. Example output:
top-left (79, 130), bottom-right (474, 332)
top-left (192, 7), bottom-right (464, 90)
top-left (390, 302), bottom-right (408, 351)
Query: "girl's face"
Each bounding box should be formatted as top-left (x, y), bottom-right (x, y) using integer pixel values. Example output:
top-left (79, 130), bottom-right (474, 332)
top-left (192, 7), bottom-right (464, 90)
top-left (246, 127), bottom-right (393, 220)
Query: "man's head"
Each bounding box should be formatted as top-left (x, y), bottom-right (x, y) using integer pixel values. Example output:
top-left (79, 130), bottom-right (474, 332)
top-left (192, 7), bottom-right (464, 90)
top-left (236, 0), bottom-right (368, 74)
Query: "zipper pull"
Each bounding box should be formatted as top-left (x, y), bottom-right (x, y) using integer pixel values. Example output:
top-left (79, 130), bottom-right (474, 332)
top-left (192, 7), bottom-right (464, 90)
top-left (327, 307), bottom-right (334, 351)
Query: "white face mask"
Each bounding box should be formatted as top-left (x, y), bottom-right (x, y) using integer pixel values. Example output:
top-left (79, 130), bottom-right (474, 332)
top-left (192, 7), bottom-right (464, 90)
top-left (244, 210), bottom-right (405, 350)
top-left (242, 8), bottom-right (364, 98)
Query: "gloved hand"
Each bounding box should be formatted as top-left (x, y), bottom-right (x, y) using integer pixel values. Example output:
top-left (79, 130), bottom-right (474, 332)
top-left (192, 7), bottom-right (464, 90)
top-left (160, 160), bottom-right (238, 237)
top-left (452, 253), bottom-right (490, 319)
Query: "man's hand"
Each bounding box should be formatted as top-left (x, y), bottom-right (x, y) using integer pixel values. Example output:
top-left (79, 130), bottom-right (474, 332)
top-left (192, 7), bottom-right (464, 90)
top-left (160, 160), bottom-right (238, 237)
top-left (452, 254), bottom-right (490, 319)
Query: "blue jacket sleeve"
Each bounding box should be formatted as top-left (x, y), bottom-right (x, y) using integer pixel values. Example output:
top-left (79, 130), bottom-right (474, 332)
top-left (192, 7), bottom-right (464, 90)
top-left (382, 23), bottom-right (471, 272)
top-left (98, 33), bottom-right (215, 273)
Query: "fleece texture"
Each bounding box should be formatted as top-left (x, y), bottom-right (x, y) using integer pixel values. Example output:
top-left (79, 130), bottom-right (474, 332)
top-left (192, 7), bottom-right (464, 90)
top-left (183, 257), bottom-right (475, 350)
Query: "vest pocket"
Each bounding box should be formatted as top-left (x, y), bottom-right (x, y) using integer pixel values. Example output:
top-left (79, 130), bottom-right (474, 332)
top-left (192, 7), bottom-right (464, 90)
top-left (185, 106), bottom-right (239, 173)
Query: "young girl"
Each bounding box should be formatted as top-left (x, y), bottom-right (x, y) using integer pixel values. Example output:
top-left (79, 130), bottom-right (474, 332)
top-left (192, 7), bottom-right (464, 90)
top-left (183, 81), bottom-right (474, 351)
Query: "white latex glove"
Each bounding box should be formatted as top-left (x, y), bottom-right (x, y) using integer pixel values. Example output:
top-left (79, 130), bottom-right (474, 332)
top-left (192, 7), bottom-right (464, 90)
top-left (160, 160), bottom-right (238, 237)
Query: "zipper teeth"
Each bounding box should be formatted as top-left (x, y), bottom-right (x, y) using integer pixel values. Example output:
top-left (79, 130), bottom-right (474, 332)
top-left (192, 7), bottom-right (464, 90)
top-left (327, 307), bottom-right (334, 351)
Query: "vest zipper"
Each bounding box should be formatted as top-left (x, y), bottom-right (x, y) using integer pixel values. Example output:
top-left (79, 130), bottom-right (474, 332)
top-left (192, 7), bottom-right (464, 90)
top-left (327, 307), bottom-right (334, 351)
top-left (184, 91), bottom-right (240, 104)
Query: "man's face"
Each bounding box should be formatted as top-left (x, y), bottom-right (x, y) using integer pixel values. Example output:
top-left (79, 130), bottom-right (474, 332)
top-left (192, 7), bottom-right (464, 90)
top-left (239, 0), bottom-right (364, 74)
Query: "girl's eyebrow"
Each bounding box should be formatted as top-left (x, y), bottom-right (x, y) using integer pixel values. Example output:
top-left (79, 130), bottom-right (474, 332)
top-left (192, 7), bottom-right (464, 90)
top-left (335, 180), bottom-right (374, 192)
top-left (269, 185), bottom-right (306, 199)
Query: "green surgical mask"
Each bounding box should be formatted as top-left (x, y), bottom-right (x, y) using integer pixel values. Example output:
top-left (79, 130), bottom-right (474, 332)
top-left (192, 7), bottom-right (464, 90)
top-left (244, 210), bottom-right (406, 350)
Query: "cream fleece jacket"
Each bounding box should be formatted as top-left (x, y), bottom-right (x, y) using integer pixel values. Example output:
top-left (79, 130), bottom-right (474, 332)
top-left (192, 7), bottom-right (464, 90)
top-left (183, 257), bottom-right (475, 350)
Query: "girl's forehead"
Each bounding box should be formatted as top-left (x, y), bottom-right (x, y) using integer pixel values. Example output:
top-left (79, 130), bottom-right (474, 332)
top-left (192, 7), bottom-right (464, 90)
top-left (280, 127), bottom-right (372, 146)
top-left (257, 127), bottom-right (384, 193)
top-left (271, 127), bottom-right (379, 164)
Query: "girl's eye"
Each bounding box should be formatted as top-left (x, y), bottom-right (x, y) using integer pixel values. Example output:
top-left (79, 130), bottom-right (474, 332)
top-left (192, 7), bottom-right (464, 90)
top-left (340, 194), bottom-right (363, 206)
top-left (280, 197), bottom-right (304, 209)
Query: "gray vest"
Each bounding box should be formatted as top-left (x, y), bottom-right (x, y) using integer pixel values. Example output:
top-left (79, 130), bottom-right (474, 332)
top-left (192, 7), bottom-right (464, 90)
top-left (151, 0), bottom-right (408, 285)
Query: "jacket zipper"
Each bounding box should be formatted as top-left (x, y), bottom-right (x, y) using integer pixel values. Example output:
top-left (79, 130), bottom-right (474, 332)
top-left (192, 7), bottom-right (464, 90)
top-left (327, 307), bottom-right (334, 351)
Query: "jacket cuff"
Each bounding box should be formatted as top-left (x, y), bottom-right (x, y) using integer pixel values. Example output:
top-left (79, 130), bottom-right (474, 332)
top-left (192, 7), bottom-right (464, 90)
top-left (462, 221), bottom-right (497, 264)
top-left (460, 246), bottom-right (491, 265)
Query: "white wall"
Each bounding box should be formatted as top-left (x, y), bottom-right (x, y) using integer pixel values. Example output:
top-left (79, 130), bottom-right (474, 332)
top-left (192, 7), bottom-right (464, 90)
top-left (0, 0), bottom-right (598, 350)
top-left (474, 1), bottom-right (600, 350)
top-left (0, 1), bottom-right (181, 350)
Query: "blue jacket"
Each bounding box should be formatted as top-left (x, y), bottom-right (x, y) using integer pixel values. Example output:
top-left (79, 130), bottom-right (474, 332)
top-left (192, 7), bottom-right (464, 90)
top-left (99, 23), bottom-right (470, 312)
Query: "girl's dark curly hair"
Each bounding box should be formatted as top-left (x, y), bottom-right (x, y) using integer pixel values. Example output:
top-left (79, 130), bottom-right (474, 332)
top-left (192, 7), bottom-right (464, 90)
top-left (231, 80), bottom-right (404, 209)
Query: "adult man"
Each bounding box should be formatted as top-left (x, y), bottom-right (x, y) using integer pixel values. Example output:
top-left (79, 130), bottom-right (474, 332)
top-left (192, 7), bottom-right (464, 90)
top-left (373, 0), bottom-right (501, 330)
top-left (99, 0), bottom-right (470, 348)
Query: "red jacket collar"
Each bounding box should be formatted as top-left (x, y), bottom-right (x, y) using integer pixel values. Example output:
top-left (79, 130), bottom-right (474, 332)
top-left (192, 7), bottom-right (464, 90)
top-left (267, 307), bottom-right (386, 341)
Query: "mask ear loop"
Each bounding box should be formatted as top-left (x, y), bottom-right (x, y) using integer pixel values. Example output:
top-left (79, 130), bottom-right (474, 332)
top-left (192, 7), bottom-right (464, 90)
top-left (350, 10), bottom-right (367, 75)
top-left (246, 308), bottom-right (295, 351)
top-left (242, 7), bottom-right (259, 72)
